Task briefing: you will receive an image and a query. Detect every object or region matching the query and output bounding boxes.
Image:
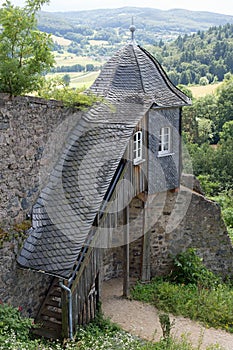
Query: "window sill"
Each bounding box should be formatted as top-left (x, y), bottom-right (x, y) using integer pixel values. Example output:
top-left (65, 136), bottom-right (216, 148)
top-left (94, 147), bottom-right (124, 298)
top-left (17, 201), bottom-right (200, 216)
top-left (157, 152), bottom-right (175, 158)
top-left (133, 158), bottom-right (146, 166)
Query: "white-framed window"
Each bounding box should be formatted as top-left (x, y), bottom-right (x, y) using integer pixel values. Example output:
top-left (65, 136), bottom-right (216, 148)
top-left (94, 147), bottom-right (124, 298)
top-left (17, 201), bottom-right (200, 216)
top-left (158, 127), bottom-right (171, 155)
top-left (133, 130), bottom-right (143, 164)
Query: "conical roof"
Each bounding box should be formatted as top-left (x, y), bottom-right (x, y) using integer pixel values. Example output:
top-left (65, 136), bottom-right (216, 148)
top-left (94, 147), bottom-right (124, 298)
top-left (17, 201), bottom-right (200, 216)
top-left (90, 42), bottom-right (191, 107)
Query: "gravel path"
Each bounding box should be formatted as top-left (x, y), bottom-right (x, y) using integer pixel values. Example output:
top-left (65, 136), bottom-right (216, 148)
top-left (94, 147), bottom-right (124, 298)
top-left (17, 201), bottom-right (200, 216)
top-left (102, 278), bottom-right (233, 350)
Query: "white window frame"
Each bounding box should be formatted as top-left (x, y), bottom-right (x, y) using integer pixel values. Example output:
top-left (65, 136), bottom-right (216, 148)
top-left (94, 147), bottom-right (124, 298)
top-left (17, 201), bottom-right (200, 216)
top-left (158, 127), bottom-right (171, 156)
top-left (133, 130), bottom-right (143, 165)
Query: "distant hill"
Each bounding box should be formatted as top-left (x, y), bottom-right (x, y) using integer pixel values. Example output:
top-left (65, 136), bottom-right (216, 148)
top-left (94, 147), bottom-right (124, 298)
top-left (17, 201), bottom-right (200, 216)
top-left (37, 8), bottom-right (233, 86)
top-left (38, 7), bottom-right (233, 44)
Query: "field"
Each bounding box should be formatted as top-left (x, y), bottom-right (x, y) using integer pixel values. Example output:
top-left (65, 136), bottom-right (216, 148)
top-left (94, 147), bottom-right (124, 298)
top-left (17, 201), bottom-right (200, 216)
top-left (47, 71), bottom-right (100, 89)
top-left (189, 82), bottom-right (222, 98)
top-left (51, 35), bottom-right (72, 46)
top-left (54, 52), bottom-right (104, 67)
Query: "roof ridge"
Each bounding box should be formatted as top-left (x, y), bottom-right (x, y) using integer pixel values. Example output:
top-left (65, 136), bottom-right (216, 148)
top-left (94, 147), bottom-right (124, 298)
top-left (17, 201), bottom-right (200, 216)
top-left (131, 44), bottom-right (146, 94)
top-left (138, 45), bottom-right (191, 105)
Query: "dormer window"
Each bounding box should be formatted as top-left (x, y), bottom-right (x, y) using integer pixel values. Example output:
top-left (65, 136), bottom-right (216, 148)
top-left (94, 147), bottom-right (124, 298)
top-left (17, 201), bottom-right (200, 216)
top-left (158, 127), bottom-right (171, 155)
top-left (133, 131), bottom-right (143, 165)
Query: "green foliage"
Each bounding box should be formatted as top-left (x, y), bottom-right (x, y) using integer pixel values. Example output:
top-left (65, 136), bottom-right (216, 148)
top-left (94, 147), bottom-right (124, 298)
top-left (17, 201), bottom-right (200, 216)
top-left (220, 120), bottom-right (233, 141)
top-left (197, 175), bottom-right (221, 197)
top-left (197, 118), bottom-right (214, 143)
top-left (131, 249), bottom-right (233, 333)
top-left (211, 190), bottom-right (233, 241)
top-left (168, 248), bottom-right (221, 288)
top-left (158, 313), bottom-right (175, 341)
top-left (0, 0), bottom-right (54, 96)
top-left (182, 93), bottom-right (219, 143)
top-left (199, 76), bottom-right (209, 85)
top-left (0, 302), bottom-right (33, 341)
top-left (186, 123), bottom-right (233, 194)
top-left (216, 74), bottom-right (233, 130)
top-left (177, 84), bottom-right (193, 99)
top-left (37, 76), bottom-right (99, 109)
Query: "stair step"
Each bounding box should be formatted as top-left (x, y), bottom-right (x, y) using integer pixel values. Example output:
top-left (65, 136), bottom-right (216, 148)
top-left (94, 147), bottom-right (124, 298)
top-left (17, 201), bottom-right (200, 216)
top-left (46, 299), bottom-right (61, 308)
top-left (41, 309), bottom-right (62, 321)
top-left (39, 319), bottom-right (62, 330)
top-left (33, 327), bottom-right (61, 340)
top-left (50, 289), bottom-right (61, 297)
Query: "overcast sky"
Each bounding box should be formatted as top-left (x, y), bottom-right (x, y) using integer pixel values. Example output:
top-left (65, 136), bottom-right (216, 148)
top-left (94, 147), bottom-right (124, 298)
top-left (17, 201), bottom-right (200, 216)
top-left (1, 0), bottom-right (233, 16)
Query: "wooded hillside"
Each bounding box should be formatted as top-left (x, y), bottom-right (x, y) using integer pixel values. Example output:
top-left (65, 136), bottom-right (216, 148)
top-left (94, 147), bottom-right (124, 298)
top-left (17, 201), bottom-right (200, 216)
top-left (152, 23), bottom-right (233, 85)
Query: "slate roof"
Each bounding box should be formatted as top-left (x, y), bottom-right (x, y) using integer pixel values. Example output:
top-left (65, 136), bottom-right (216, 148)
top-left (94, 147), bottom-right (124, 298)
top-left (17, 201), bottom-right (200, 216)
top-left (17, 41), bottom-right (191, 279)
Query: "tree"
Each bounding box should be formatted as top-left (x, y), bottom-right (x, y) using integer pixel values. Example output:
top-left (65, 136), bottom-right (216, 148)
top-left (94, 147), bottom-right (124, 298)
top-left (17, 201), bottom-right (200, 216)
top-left (197, 118), bottom-right (213, 143)
top-left (0, 0), bottom-right (54, 96)
top-left (199, 76), bottom-right (209, 86)
top-left (62, 74), bottom-right (71, 86)
top-left (220, 120), bottom-right (233, 141)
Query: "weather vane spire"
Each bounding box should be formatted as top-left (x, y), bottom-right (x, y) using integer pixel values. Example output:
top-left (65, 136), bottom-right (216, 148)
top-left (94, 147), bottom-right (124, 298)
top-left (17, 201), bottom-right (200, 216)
top-left (129, 17), bottom-right (136, 43)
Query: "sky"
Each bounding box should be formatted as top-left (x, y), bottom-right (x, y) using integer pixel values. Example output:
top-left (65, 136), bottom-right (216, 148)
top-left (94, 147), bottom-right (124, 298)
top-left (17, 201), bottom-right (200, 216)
top-left (1, 0), bottom-right (233, 16)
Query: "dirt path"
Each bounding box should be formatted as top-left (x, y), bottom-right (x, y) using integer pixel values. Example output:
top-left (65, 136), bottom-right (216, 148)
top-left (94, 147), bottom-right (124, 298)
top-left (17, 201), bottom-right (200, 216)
top-left (102, 278), bottom-right (233, 350)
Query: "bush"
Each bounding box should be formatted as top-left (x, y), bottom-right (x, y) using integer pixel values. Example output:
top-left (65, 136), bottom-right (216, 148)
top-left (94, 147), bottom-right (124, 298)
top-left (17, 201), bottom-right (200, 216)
top-left (0, 302), bottom-right (33, 341)
top-left (167, 248), bottom-right (221, 288)
top-left (37, 76), bottom-right (99, 109)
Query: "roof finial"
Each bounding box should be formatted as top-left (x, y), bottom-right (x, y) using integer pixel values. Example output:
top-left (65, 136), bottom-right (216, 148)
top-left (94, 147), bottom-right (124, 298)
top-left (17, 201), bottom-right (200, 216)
top-left (129, 17), bottom-right (136, 43)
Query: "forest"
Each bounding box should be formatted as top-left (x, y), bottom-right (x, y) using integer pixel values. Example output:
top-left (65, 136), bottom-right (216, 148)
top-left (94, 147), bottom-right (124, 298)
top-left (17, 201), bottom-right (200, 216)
top-left (180, 77), bottom-right (233, 239)
top-left (151, 23), bottom-right (233, 85)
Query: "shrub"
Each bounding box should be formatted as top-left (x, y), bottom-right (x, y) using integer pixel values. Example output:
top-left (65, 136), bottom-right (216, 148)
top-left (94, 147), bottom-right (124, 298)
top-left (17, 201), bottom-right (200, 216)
top-left (0, 302), bottom-right (33, 341)
top-left (167, 248), bottom-right (221, 288)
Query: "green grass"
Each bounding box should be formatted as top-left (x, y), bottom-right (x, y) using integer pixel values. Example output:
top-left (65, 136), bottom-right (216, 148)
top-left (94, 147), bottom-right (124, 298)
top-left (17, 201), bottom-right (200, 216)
top-left (131, 279), bottom-right (233, 333)
top-left (131, 249), bottom-right (233, 334)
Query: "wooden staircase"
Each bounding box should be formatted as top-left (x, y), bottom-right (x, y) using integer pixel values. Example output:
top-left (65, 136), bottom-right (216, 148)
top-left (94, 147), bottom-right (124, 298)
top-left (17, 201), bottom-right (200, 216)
top-left (33, 278), bottom-right (62, 339)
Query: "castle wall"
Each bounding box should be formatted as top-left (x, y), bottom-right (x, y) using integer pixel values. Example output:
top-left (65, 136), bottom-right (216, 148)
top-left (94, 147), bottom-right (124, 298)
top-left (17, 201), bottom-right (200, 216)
top-left (0, 234), bottom-right (53, 318)
top-left (0, 94), bottom-right (79, 228)
top-left (0, 94), bottom-right (80, 315)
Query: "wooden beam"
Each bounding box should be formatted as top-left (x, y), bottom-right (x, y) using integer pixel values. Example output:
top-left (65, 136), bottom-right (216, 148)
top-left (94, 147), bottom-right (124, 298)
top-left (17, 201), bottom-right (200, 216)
top-left (61, 280), bottom-right (69, 339)
top-left (141, 200), bottom-right (151, 282)
top-left (123, 205), bottom-right (130, 297)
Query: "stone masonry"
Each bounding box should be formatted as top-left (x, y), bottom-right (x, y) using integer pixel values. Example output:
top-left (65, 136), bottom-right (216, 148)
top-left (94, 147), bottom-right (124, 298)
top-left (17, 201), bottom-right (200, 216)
top-left (0, 93), bottom-right (81, 228)
top-left (0, 94), bottom-right (80, 316)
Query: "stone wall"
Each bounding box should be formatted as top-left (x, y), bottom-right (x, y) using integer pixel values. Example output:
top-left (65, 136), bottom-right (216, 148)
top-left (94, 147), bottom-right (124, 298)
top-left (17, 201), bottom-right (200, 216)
top-left (149, 181), bottom-right (233, 278)
top-left (0, 234), bottom-right (53, 318)
top-left (0, 94), bottom-right (79, 228)
top-left (0, 94), bottom-right (80, 316)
